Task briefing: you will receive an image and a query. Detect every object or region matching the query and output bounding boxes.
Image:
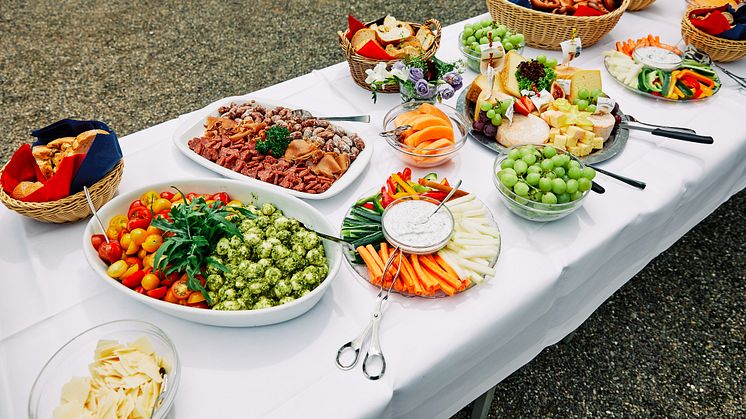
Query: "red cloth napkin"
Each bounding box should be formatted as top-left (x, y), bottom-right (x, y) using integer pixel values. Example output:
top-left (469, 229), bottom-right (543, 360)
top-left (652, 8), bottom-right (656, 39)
top-left (346, 15), bottom-right (366, 41)
top-left (574, 5), bottom-right (605, 16)
top-left (689, 6), bottom-right (732, 36)
top-left (0, 144), bottom-right (85, 202)
top-left (357, 40), bottom-right (395, 60)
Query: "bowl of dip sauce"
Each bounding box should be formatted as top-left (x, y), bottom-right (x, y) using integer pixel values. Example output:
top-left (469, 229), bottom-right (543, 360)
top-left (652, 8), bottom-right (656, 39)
top-left (381, 196), bottom-right (455, 255)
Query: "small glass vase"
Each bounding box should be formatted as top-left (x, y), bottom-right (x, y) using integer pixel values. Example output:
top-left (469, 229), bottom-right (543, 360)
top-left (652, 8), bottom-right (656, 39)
top-left (399, 81), bottom-right (438, 104)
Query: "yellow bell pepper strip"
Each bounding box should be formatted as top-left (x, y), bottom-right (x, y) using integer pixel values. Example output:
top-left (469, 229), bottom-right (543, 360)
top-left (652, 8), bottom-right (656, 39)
top-left (392, 191), bottom-right (412, 199)
top-left (666, 70), bottom-right (681, 99)
top-left (391, 173), bottom-right (417, 195)
top-left (699, 84), bottom-right (714, 98)
top-left (677, 69), bottom-right (715, 88)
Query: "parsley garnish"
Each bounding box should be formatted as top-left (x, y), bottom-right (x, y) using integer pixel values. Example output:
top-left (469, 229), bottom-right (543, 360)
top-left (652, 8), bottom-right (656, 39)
top-left (256, 126), bottom-right (291, 157)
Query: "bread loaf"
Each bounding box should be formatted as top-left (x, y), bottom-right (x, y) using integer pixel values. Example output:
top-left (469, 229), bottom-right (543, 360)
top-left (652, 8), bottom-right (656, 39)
top-left (30, 129), bottom-right (106, 179)
top-left (374, 15), bottom-right (414, 46)
top-left (351, 28), bottom-right (379, 52)
top-left (11, 181), bottom-right (43, 199)
top-left (415, 27), bottom-right (435, 51)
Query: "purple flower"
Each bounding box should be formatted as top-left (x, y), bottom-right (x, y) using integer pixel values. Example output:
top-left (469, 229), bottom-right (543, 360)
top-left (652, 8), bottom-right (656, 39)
top-left (415, 79), bottom-right (431, 97)
top-left (443, 72), bottom-right (463, 88)
top-left (408, 67), bottom-right (424, 82)
top-left (392, 61), bottom-right (406, 71)
top-left (438, 83), bottom-right (455, 100)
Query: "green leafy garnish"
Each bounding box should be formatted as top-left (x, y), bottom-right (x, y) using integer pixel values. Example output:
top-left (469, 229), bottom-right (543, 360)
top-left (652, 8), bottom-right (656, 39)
top-left (516, 60), bottom-right (556, 93)
top-left (151, 187), bottom-right (255, 304)
top-left (256, 126), bottom-right (291, 157)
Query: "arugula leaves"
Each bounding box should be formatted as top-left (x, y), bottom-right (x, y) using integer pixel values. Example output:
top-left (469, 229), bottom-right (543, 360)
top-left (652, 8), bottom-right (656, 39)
top-left (151, 187), bottom-right (254, 304)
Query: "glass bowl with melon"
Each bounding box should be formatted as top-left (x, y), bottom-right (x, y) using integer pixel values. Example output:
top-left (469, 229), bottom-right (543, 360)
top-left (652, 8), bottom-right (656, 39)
top-left (382, 102), bottom-right (468, 168)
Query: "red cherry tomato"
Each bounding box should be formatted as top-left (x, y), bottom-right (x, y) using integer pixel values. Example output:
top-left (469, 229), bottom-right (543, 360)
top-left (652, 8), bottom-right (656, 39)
top-left (185, 193), bottom-right (198, 202)
top-left (147, 286), bottom-right (168, 300)
top-left (159, 191), bottom-right (175, 200)
top-left (129, 200), bottom-right (145, 211)
top-left (91, 234), bottom-right (106, 251)
top-left (98, 241), bottom-right (122, 264)
top-left (122, 270), bottom-right (145, 288)
top-left (125, 256), bottom-right (143, 270)
top-left (135, 286), bottom-right (147, 295)
top-left (127, 207), bottom-right (152, 230)
top-left (189, 301), bottom-right (209, 309)
top-left (210, 192), bottom-right (230, 205)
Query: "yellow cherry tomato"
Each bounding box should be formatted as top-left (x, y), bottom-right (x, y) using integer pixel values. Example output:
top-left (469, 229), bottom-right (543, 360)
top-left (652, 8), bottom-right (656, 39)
top-left (130, 228), bottom-right (148, 246)
top-left (125, 240), bottom-right (139, 255)
top-left (106, 226), bottom-right (120, 241)
top-left (170, 192), bottom-right (184, 203)
top-left (120, 233), bottom-right (132, 249)
top-left (152, 198), bottom-right (172, 213)
top-left (140, 190), bottom-right (159, 207)
top-left (106, 260), bottom-right (128, 278)
top-left (143, 254), bottom-right (155, 270)
top-left (137, 248), bottom-right (148, 260)
top-left (108, 215), bottom-right (128, 230)
top-left (141, 234), bottom-right (163, 253)
top-left (120, 264), bottom-right (139, 280)
top-left (146, 225), bottom-right (163, 236)
top-left (227, 199), bottom-right (243, 207)
top-left (141, 273), bottom-right (160, 291)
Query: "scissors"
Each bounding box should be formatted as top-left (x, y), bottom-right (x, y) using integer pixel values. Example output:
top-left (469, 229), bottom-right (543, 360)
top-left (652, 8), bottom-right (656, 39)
top-left (336, 248), bottom-right (403, 380)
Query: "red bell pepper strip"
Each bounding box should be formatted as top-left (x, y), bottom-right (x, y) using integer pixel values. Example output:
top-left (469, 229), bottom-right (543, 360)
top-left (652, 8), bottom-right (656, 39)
top-left (386, 176), bottom-right (397, 195)
top-left (128, 207), bottom-right (152, 230)
top-left (159, 191), bottom-right (175, 200)
top-left (381, 186), bottom-right (394, 208)
top-left (401, 167), bottom-right (412, 182)
top-left (362, 202), bottom-right (375, 210)
top-left (422, 191), bottom-right (448, 201)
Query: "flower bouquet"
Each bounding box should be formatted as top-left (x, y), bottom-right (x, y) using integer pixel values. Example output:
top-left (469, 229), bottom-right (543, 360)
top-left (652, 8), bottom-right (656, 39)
top-left (366, 56), bottom-right (464, 103)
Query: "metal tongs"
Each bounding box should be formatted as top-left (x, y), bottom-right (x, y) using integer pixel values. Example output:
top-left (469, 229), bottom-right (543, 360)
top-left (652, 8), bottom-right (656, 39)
top-left (620, 116), bottom-right (714, 144)
top-left (336, 248), bottom-right (403, 380)
top-left (380, 125), bottom-right (411, 139)
top-left (687, 46), bottom-right (746, 90)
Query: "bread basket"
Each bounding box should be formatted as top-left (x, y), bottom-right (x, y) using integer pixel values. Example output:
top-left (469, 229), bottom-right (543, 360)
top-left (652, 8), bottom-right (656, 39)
top-left (682, 7), bottom-right (746, 63)
top-left (0, 160), bottom-right (124, 223)
top-left (486, 0), bottom-right (630, 50)
top-left (627, 0), bottom-right (656, 11)
top-left (338, 18), bottom-right (442, 92)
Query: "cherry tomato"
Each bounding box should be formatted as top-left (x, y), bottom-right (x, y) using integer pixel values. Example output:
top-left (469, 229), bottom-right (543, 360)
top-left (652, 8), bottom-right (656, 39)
top-left (135, 286), bottom-right (147, 294)
top-left (130, 228), bottom-right (148, 246)
top-left (107, 260), bottom-right (128, 278)
top-left (187, 292), bottom-right (206, 304)
top-left (141, 234), bottom-right (163, 253)
top-left (125, 240), bottom-right (139, 255)
top-left (155, 209), bottom-right (171, 222)
top-left (91, 234), bottom-right (106, 251)
top-left (164, 289), bottom-right (179, 303)
top-left (146, 225), bottom-right (163, 236)
top-left (142, 254), bottom-right (155, 270)
top-left (137, 248), bottom-right (148, 260)
top-left (160, 191), bottom-right (175, 200)
top-left (170, 278), bottom-right (190, 299)
top-left (141, 273), bottom-right (160, 290)
top-left (147, 286), bottom-right (168, 300)
top-left (161, 272), bottom-right (180, 287)
top-left (152, 198), bottom-right (172, 213)
top-left (140, 190), bottom-right (159, 207)
top-left (108, 214), bottom-right (128, 230)
top-left (185, 193), bottom-right (198, 202)
top-left (226, 199), bottom-right (243, 207)
top-left (98, 241), bottom-right (122, 264)
top-left (189, 301), bottom-right (209, 309)
top-left (170, 192), bottom-right (184, 203)
top-left (120, 233), bottom-right (132, 249)
top-left (129, 200), bottom-right (144, 211)
top-left (124, 256), bottom-right (143, 270)
top-left (211, 192), bottom-right (230, 204)
top-left (122, 270), bottom-right (145, 288)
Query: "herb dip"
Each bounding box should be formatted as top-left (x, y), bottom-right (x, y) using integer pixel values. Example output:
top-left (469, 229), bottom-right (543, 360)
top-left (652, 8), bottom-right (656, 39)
top-left (382, 200), bottom-right (453, 250)
top-left (633, 46), bottom-right (682, 71)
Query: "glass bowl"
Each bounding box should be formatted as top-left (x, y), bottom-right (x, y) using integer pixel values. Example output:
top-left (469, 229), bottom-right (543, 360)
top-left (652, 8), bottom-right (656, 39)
top-left (457, 31), bottom-right (524, 73)
top-left (29, 320), bottom-right (180, 419)
top-left (382, 101), bottom-right (468, 168)
top-left (381, 195), bottom-right (454, 255)
top-left (493, 145), bottom-right (590, 222)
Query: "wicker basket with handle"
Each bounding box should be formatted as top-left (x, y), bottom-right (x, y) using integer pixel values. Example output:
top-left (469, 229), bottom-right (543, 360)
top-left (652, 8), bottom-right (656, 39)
top-left (0, 160), bottom-right (124, 223)
top-left (682, 7), bottom-right (746, 63)
top-left (485, 0), bottom-right (630, 50)
top-left (338, 18), bottom-right (442, 92)
top-left (628, 0), bottom-right (656, 11)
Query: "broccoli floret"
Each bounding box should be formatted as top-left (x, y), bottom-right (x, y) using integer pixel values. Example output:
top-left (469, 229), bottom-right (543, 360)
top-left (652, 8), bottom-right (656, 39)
top-left (264, 266), bottom-right (282, 284)
top-left (302, 265), bottom-right (322, 286)
top-left (234, 278), bottom-right (247, 289)
top-left (240, 288), bottom-right (255, 303)
top-left (302, 231), bottom-right (321, 251)
top-left (274, 279), bottom-right (292, 298)
top-left (257, 258), bottom-right (272, 270)
top-left (229, 235), bottom-right (242, 248)
top-left (220, 287), bottom-right (238, 301)
top-left (275, 229), bottom-right (291, 244)
top-left (226, 247), bottom-right (237, 260)
top-left (317, 264), bottom-right (329, 278)
top-left (255, 215), bottom-right (271, 229)
top-left (245, 262), bottom-right (264, 279)
top-left (207, 274), bottom-right (224, 291)
top-left (239, 219), bottom-right (256, 233)
top-left (306, 247), bottom-right (326, 267)
top-left (291, 243), bottom-right (306, 257)
top-left (264, 226), bottom-right (278, 239)
top-left (273, 216), bottom-right (292, 231)
top-left (290, 276), bottom-right (305, 294)
top-left (243, 232), bottom-right (262, 247)
top-left (253, 297), bottom-right (274, 310)
top-left (248, 280), bottom-right (269, 295)
top-left (265, 237), bottom-right (281, 248)
top-left (299, 289), bottom-right (311, 298)
top-left (278, 253), bottom-right (304, 273)
top-left (236, 244), bottom-right (251, 259)
top-left (214, 300), bottom-right (243, 311)
top-left (279, 296), bottom-right (296, 305)
top-left (272, 244), bottom-right (291, 262)
top-left (256, 241), bottom-right (273, 259)
top-left (290, 230), bottom-right (309, 248)
top-left (215, 237), bottom-right (231, 256)
top-left (261, 203), bottom-right (276, 216)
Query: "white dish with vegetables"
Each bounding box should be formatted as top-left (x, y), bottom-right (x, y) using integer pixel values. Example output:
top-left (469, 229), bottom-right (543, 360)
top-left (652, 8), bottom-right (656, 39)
top-left (82, 178), bottom-right (341, 327)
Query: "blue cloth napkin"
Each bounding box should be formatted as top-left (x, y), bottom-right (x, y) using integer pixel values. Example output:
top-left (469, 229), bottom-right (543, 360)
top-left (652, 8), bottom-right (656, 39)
top-left (31, 119), bottom-right (123, 193)
top-left (509, 0), bottom-right (533, 8)
top-left (720, 5), bottom-right (746, 41)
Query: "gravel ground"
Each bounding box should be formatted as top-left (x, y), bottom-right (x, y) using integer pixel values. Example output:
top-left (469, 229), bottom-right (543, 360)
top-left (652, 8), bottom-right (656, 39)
top-left (1, 1), bottom-right (743, 417)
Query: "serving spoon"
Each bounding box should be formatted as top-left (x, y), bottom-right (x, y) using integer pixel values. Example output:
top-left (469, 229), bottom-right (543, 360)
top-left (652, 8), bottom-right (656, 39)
top-left (84, 186), bottom-right (109, 243)
top-left (292, 109), bottom-right (370, 123)
top-left (414, 179), bottom-right (462, 225)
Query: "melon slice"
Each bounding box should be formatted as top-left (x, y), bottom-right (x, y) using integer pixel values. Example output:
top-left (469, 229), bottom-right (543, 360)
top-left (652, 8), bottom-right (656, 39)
top-left (408, 115), bottom-right (451, 131)
top-left (405, 125), bottom-right (454, 147)
top-left (416, 103), bottom-right (450, 123)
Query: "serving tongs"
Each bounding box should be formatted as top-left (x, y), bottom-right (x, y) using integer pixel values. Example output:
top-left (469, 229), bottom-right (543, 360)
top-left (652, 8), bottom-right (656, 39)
top-left (379, 125), bottom-right (411, 139)
top-left (620, 116), bottom-right (713, 144)
top-left (292, 109), bottom-right (370, 123)
top-left (688, 46), bottom-right (746, 90)
top-left (336, 248), bottom-right (403, 380)
top-left (148, 368), bottom-right (168, 419)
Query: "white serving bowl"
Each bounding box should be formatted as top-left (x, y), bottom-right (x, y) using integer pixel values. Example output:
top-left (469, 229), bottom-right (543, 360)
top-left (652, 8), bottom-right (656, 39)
top-left (82, 178), bottom-right (341, 327)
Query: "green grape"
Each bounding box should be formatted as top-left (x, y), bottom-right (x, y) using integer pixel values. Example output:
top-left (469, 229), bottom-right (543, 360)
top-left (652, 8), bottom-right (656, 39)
top-left (513, 160), bottom-right (528, 175)
top-left (568, 166), bottom-right (582, 180)
top-left (462, 38), bottom-right (469, 47)
top-left (576, 99), bottom-right (589, 111)
top-left (542, 192), bottom-right (558, 205)
top-left (577, 177), bottom-right (591, 192)
top-left (480, 18), bottom-right (492, 27)
top-left (542, 146), bottom-right (557, 158)
top-left (480, 101), bottom-right (492, 112)
top-left (566, 179), bottom-right (579, 194)
top-left (486, 109), bottom-right (496, 119)
top-left (586, 104), bottom-right (597, 113)
top-left (569, 160), bottom-right (581, 169)
top-left (539, 177), bottom-right (552, 192)
top-left (573, 98), bottom-right (581, 105)
top-left (511, 33), bottom-right (525, 45)
top-left (546, 58), bottom-right (558, 68)
top-left (500, 167), bottom-right (517, 177)
top-left (488, 29), bottom-right (498, 40)
top-left (591, 88), bottom-right (603, 100)
top-left (499, 99), bottom-right (512, 114)
top-left (551, 155), bottom-right (564, 167)
top-left (536, 54), bottom-right (547, 64)
top-left (464, 27), bottom-right (474, 37)
top-left (551, 178), bottom-right (567, 194)
top-left (526, 172), bottom-right (540, 186)
top-left (527, 164), bottom-right (542, 174)
top-left (530, 190), bottom-right (542, 202)
top-left (475, 29), bottom-right (484, 39)
top-left (546, 171), bottom-right (557, 179)
top-left (501, 158), bottom-right (515, 169)
top-left (500, 172), bottom-right (518, 188)
top-left (464, 23), bottom-right (473, 30)
top-left (553, 167), bottom-right (566, 178)
top-left (578, 88), bottom-right (590, 100)
top-left (467, 36), bottom-right (477, 44)
top-left (559, 154), bottom-right (571, 167)
top-left (508, 149), bottom-right (521, 160)
top-left (582, 167), bottom-right (596, 180)
top-left (522, 153), bottom-right (537, 165)
top-left (496, 25), bottom-right (507, 37)
top-left (540, 158), bottom-right (554, 172)
top-left (557, 193), bottom-right (571, 204)
top-left (514, 182), bottom-right (530, 197)
top-left (503, 41), bottom-right (514, 51)
top-left (480, 36), bottom-right (489, 45)
top-left (523, 145), bottom-right (536, 153)
top-left (562, 175), bottom-right (570, 182)
top-left (491, 114), bottom-right (503, 126)
top-left (571, 191), bottom-right (584, 201)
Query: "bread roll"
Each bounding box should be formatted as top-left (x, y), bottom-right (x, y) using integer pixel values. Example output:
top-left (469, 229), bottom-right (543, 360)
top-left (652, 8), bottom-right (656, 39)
top-left (415, 27), bottom-right (435, 51)
top-left (374, 16), bottom-right (414, 46)
top-left (73, 129), bottom-right (107, 155)
top-left (351, 28), bottom-right (379, 52)
top-left (11, 181), bottom-right (43, 199)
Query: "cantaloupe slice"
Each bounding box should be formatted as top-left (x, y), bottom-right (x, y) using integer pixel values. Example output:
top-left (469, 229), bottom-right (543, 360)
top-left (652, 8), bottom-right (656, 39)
top-left (394, 110), bottom-right (421, 127)
top-left (420, 138), bottom-right (454, 153)
top-left (408, 115), bottom-right (451, 131)
top-left (405, 125), bottom-right (454, 147)
top-left (416, 103), bottom-right (450, 124)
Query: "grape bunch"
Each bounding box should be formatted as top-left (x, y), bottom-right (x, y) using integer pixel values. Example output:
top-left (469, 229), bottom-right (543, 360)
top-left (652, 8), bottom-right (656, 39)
top-left (472, 98), bottom-right (514, 139)
top-left (461, 19), bottom-right (525, 56)
top-left (534, 55), bottom-right (558, 72)
top-left (497, 145), bottom-right (596, 205)
top-left (573, 88), bottom-right (606, 113)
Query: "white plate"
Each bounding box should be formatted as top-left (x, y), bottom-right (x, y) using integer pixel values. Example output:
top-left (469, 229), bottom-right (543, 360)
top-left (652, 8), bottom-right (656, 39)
top-left (82, 178), bottom-right (342, 327)
top-left (172, 95), bottom-right (373, 200)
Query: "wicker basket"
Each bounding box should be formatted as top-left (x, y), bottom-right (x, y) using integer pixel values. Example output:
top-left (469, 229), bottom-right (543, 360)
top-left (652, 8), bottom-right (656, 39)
top-left (0, 160), bottom-right (124, 223)
top-left (628, 0), bottom-right (655, 11)
top-left (338, 18), bottom-right (442, 92)
top-left (486, 0), bottom-right (630, 50)
top-left (682, 7), bottom-right (746, 63)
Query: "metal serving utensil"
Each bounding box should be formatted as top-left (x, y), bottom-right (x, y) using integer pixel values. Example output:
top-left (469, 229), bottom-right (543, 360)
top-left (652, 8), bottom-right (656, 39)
top-left (148, 368), bottom-right (168, 419)
top-left (690, 47), bottom-right (746, 90)
top-left (84, 186), bottom-right (109, 243)
top-left (292, 109), bottom-right (370, 123)
top-left (624, 115), bottom-right (696, 134)
top-left (620, 118), bottom-right (713, 144)
top-left (414, 179), bottom-right (462, 225)
top-left (586, 163), bottom-right (646, 190)
top-left (336, 248), bottom-right (403, 380)
top-left (379, 125), bottom-right (411, 138)
top-left (713, 63), bottom-right (746, 90)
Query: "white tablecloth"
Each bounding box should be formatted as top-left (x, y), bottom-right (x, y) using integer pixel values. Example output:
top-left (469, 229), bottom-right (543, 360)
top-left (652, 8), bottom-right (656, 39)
top-left (2, 2), bottom-right (745, 418)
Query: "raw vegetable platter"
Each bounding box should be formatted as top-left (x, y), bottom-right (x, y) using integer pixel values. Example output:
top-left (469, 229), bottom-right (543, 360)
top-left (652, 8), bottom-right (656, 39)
top-left (82, 178), bottom-right (342, 327)
top-left (340, 168), bottom-right (501, 298)
top-left (456, 90), bottom-right (630, 165)
top-left (172, 95), bottom-right (374, 200)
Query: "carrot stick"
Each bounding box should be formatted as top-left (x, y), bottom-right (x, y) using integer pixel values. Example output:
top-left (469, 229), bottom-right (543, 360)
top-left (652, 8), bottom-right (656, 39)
top-left (422, 264), bottom-right (456, 296)
top-left (411, 254), bottom-right (438, 292)
top-left (421, 255), bottom-right (461, 290)
top-left (366, 244), bottom-right (392, 282)
top-left (417, 179), bottom-right (469, 198)
top-left (400, 255), bottom-right (424, 295)
top-left (434, 254), bottom-right (461, 280)
top-left (357, 246), bottom-right (382, 280)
